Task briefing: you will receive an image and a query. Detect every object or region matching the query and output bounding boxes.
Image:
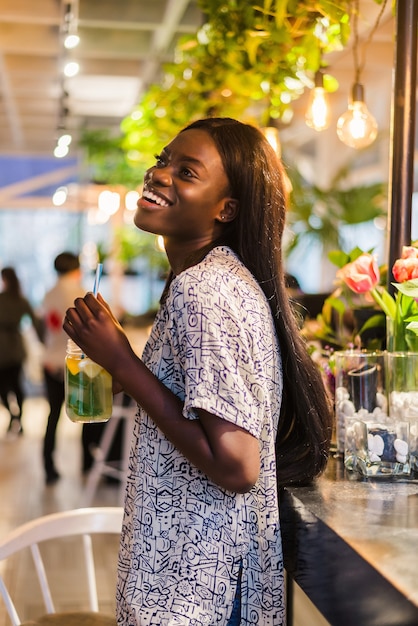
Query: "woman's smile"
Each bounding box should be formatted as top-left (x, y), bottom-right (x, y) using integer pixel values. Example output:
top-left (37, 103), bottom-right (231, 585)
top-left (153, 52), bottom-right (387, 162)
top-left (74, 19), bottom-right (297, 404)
top-left (140, 186), bottom-right (171, 208)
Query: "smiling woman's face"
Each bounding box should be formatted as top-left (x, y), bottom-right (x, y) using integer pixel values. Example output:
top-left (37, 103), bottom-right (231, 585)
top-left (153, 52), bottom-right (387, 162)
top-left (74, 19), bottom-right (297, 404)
top-left (134, 129), bottom-right (234, 252)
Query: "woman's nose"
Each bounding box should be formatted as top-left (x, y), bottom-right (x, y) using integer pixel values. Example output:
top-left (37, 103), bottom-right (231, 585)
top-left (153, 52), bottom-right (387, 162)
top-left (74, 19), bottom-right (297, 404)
top-left (148, 166), bottom-right (171, 186)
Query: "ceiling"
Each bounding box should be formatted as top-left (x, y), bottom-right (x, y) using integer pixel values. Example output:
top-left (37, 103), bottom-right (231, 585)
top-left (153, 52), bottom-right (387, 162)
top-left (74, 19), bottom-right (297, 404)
top-left (0, 0), bottom-right (414, 206)
top-left (0, 0), bottom-right (202, 156)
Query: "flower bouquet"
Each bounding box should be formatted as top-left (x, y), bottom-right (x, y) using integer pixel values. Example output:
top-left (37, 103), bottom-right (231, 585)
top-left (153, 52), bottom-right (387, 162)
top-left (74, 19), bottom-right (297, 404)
top-left (332, 245), bottom-right (418, 476)
top-left (335, 245), bottom-right (418, 351)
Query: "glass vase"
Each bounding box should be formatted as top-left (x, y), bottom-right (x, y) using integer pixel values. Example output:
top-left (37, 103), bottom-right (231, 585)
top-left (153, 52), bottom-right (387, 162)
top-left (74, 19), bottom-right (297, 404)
top-left (386, 316), bottom-right (418, 352)
top-left (334, 350), bottom-right (385, 454)
top-left (334, 349), bottom-right (411, 477)
top-left (386, 351), bottom-right (418, 474)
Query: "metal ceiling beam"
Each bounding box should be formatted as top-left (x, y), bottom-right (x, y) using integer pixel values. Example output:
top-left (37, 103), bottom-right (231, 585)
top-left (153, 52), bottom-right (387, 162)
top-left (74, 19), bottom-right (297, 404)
top-left (140, 0), bottom-right (196, 89)
top-left (0, 52), bottom-right (22, 147)
top-left (0, 164), bottom-right (78, 206)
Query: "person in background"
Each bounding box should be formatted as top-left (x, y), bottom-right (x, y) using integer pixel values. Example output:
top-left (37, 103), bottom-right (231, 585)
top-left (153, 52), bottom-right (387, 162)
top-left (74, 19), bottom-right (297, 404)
top-left (64, 118), bottom-right (332, 625)
top-left (0, 267), bottom-right (43, 436)
top-left (40, 252), bottom-right (84, 484)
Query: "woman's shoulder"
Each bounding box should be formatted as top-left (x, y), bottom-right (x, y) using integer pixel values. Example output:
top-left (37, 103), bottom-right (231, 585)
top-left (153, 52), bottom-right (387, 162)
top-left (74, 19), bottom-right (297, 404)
top-left (177, 246), bottom-right (249, 283)
top-left (171, 246), bottom-right (263, 306)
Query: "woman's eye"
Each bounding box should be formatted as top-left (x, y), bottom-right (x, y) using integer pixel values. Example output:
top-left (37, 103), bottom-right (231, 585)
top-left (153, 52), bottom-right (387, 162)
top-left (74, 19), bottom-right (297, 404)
top-left (154, 154), bottom-right (165, 167)
top-left (180, 167), bottom-right (193, 177)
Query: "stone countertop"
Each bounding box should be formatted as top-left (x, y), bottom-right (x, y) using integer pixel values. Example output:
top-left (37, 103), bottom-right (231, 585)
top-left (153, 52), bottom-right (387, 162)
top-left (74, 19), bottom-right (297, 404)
top-left (280, 456), bottom-right (418, 626)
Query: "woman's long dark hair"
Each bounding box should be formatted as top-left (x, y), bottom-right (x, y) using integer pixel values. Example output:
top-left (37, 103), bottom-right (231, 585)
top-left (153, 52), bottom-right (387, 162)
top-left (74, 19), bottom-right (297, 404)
top-left (181, 117), bottom-right (333, 486)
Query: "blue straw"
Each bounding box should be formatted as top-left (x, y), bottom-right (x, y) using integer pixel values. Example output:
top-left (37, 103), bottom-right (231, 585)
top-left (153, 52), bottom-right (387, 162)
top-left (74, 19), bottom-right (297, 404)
top-left (92, 263), bottom-right (103, 296)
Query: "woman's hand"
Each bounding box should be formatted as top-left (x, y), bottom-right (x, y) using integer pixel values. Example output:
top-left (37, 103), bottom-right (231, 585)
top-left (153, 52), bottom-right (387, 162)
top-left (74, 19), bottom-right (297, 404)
top-left (64, 293), bottom-right (260, 493)
top-left (63, 292), bottom-right (135, 378)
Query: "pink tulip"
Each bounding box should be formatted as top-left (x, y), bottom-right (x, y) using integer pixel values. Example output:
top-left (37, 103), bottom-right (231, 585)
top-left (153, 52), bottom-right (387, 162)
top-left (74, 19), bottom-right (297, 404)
top-left (400, 245), bottom-right (418, 259)
top-left (392, 257), bottom-right (418, 282)
top-left (337, 253), bottom-right (380, 294)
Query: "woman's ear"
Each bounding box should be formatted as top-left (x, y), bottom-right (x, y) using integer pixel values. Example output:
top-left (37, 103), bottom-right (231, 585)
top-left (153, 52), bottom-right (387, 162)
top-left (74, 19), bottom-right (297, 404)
top-left (217, 198), bottom-right (239, 223)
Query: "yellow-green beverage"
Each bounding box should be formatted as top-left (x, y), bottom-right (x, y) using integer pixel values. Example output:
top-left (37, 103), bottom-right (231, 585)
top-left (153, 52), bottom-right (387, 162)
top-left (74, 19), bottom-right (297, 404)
top-left (65, 340), bottom-right (112, 423)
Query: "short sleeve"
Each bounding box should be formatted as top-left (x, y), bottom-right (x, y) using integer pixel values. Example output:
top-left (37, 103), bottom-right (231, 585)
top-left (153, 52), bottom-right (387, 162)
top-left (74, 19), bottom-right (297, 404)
top-left (168, 265), bottom-right (280, 439)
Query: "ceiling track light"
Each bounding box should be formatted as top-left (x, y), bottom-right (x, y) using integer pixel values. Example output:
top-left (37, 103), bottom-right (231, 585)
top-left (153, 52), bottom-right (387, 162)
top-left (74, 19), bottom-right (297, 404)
top-left (54, 99), bottom-right (72, 159)
top-left (337, 0), bottom-right (388, 149)
top-left (64, 61), bottom-right (80, 77)
top-left (62, 0), bottom-right (80, 49)
top-left (64, 33), bottom-right (80, 50)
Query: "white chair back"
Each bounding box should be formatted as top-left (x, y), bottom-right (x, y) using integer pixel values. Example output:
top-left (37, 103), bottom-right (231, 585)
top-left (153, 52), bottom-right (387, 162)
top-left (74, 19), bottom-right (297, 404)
top-left (0, 507), bottom-right (123, 626)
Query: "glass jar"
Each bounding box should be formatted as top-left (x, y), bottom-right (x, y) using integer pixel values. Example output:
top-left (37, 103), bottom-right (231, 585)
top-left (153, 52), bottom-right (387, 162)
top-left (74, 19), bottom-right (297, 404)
top-left (334, 349), bottom-right (412, 477)
top-left (64, 339), bottom-right (112, 423)
top-left (334, 350), bottom-right (387, 456)
top-left (386, 315), bottom-right (418, 352)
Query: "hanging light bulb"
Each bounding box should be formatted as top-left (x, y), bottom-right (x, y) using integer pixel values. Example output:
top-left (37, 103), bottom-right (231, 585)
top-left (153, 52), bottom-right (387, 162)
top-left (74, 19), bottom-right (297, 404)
top-left (337, 82), bottom-right (378, 149)
top-left (335, 0), bottom-right (387, 149)
top-left (305, 71), bottom-right (331, 131)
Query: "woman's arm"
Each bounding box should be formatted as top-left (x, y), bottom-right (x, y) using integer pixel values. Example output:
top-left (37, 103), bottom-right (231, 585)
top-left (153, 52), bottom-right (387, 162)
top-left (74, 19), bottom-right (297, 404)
top-left (63, 292), bottom-right (260, 492)
top-left (23, 299), bottom-right (45, 343)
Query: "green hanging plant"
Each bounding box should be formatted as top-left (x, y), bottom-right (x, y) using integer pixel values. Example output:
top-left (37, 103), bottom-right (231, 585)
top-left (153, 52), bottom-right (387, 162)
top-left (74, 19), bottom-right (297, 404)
top-left (78, 130), bottom-right (146, 188)
top-left (79, 0), bottom-right (389, 184)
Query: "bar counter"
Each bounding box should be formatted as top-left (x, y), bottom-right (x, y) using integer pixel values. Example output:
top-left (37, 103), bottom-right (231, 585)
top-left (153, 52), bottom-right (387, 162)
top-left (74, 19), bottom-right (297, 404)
top-left (280, 456), bottom-right (418, 626)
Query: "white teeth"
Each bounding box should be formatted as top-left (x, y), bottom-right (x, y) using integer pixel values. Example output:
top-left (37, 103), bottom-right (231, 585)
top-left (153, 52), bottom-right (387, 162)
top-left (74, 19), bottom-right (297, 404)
top-left (143, 190), bottom-right (169, 207)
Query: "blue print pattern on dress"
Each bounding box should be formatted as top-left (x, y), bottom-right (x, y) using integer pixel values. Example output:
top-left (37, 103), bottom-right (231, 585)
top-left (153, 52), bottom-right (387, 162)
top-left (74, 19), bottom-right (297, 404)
top-left (116, 247), bottom-right (285, 625)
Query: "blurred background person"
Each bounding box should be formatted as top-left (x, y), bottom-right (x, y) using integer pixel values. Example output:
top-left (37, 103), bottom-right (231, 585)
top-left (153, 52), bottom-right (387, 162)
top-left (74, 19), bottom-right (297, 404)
top-left (0, 266), bottom-right (43, 436)
top-left (40, 252), bottom-right (84, 484)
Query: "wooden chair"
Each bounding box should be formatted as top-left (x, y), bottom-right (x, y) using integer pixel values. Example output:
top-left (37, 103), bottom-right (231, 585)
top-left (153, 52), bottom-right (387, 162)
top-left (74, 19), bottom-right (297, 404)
top-left (0, 507), bottom-right (123, 626)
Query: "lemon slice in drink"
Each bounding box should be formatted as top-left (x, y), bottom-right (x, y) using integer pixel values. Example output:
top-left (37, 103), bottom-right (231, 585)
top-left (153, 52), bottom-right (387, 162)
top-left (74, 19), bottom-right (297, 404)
top-left (79, 359), bottom-right (103, 378)
top-left (66, 357), bottom-right (80, 375)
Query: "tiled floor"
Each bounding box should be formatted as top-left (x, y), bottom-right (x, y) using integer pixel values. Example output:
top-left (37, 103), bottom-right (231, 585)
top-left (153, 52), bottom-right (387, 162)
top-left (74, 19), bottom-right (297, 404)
top-left (0, 392), bottom-right (329, 626)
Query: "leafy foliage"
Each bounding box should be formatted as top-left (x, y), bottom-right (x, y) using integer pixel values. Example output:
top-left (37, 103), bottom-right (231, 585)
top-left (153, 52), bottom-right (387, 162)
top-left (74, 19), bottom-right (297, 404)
top-left (78, 130), bottom-right (145, 187)
top-left (302, 246), bottom-right (388, 351)
top-left (79, 0), bottom-right (389, 267)
top-left (80, 0), bottom-right (367, 182)
top-left (114, 227), bottom-right (169, 274)
top-left (96, 227), bottom-right (169, 275)
top-left (285, 163), bottom-right (387, 256)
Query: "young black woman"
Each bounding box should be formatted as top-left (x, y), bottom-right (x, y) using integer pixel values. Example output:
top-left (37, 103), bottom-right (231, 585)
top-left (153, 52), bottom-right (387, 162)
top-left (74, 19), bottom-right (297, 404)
top-left (64, 117), bottom-right (332, 625)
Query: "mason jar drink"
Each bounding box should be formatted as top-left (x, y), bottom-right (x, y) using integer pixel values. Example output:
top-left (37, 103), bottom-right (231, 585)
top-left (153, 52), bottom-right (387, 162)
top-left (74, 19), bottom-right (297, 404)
top-left (65, 339), bottom-right (112, 423)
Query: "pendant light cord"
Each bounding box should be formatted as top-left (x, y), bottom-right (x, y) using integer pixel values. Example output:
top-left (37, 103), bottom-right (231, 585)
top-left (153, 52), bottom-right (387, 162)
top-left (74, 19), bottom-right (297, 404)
top-left (352, 0), bottom-right (389, 83)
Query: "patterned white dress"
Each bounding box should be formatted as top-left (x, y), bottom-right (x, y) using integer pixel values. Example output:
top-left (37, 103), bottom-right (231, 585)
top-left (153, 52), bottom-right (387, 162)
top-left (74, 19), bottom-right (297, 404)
top-left (116, 246), bottom-right (284, 625)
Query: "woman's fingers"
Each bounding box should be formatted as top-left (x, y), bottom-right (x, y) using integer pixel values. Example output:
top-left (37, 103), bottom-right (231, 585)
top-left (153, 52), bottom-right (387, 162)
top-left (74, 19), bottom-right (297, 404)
top-left (63, 292), bottom-right (130, 376)
top-left (97, 292), bottom-right (110, 311)
top-left (76, 292), bottom-right (101, 317)
top-left (63, 294), bottom-right (100, 348)
top-left (97, 292), bottom-right (120, 324)
top-left (65, 292), bottom-right (105, 325)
